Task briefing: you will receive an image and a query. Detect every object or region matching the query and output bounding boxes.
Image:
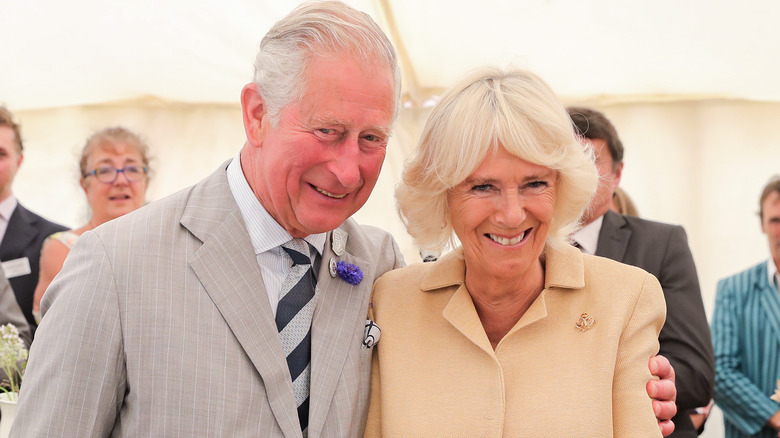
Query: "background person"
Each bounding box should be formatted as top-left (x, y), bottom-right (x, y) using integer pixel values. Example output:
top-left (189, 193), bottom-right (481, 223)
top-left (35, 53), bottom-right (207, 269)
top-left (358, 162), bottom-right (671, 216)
top-left (366, 67), bottom-right (665, 437)
top-left (568, 106), bottom-right (714, 438)
top-left (31, 127), bottom-right (151, 323)
top-left (611, 186), bottom-right (639, 216)
top-left (712, 176), bottom-right (780, 438)
top-left (0, 106), bottom-right (67, 335)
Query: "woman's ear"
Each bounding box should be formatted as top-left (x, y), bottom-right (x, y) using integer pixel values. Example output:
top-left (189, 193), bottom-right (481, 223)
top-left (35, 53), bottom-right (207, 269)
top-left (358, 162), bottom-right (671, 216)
top-left (241, 83), bottom-right (268, 149)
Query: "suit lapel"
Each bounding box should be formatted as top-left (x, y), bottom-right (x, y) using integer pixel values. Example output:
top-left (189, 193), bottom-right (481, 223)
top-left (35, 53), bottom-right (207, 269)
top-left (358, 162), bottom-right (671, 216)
top-left (595, 210), bottom-right (631, 261)
top-left (183, 164), bottom-right (301, 437)
top-left (0, 205), bottom-right (36, 258)
top-left (756, 265), bottom-right (780, 346)
top-left (308, 227), bottom-right (370, 437)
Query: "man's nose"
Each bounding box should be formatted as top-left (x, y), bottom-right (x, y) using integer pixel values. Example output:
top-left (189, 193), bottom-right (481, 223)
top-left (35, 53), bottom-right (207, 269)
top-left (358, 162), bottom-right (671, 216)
top-left (329, 137), bottom-right (361, 188)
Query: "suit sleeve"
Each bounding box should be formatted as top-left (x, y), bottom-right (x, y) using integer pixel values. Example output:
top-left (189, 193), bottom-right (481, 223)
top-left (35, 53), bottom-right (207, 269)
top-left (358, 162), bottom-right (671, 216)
top-left (711, 277), bottom-right (780, 435)
top-left (0, 269), bottom-right (32, 348)
top-left (656, 225), bottom-right (715, 409)
top-left (11, 231), bottom-right (126, 438)
top-left (612, 271), bottom-right (665, 437)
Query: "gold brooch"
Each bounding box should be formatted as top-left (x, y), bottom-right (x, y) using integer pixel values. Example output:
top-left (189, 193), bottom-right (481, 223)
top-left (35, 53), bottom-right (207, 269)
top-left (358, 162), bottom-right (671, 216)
top-left (575, 313), bottom-right (595, 331)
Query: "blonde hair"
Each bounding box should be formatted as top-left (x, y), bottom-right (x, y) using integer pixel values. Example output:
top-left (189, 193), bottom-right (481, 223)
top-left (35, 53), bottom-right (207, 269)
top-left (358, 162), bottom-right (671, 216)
top-left (79, 127), bottom-right (151, 180)
top-left (611, 187), bottom-right (639, 217)
top-left (396, 66), bottom-right (598, 252)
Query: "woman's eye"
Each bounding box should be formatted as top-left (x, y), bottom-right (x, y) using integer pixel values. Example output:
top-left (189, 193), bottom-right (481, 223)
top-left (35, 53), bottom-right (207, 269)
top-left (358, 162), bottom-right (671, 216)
top-left (527, 181), bottom-right (548, 189)
top-left (472, 184), bottom-right (492, 192)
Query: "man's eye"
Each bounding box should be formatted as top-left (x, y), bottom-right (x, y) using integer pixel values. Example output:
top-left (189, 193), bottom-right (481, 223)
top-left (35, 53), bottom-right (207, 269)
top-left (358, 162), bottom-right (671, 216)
top-left (96, 167), bottom-right (114, 176)
top-left (318, 128), bottom-right (334, 135)
top-left (125, 166), bottom-right (143, 174)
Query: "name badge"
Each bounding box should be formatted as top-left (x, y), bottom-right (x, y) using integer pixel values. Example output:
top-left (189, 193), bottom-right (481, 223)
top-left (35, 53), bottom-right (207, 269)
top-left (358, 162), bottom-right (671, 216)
top-left (1, 257), bottom-right (32, 279)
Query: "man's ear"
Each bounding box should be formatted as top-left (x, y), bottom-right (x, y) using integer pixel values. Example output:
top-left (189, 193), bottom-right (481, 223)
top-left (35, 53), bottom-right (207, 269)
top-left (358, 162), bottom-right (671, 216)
top-left (241, 83), bottom-right (268, 148)
top-left (612, 161), bottom-right (624, 189)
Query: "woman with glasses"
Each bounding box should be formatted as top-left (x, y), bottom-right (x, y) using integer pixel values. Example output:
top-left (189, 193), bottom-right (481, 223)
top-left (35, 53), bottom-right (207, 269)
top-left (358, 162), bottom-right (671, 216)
top-left (32, 127), bottom-right (151, 323)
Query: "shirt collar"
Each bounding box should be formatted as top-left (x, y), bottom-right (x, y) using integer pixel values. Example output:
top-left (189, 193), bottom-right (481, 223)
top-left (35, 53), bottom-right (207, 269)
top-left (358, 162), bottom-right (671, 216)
top-left (571, 214), bottom-right (604, 255)
top-left (769, 259), bottom-right (779, 289)
top-left (0, 194), bottom-right (18, 222)
top-left (226, 151), bottom-right (325, 257)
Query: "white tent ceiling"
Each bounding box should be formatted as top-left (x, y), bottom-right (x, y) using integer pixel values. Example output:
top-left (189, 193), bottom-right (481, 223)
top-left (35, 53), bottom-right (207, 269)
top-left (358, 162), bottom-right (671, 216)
top-left (4, 0), bottom-right (780, 110)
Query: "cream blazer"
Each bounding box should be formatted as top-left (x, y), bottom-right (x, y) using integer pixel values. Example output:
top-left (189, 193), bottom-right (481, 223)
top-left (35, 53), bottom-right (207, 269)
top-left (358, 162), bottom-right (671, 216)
top-left (365, 244), bottom-right (665, 437)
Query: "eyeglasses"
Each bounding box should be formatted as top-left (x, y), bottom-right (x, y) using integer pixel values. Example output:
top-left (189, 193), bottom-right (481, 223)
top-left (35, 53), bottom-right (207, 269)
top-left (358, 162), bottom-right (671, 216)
top-left (84, 165), bottom-right (148, 183)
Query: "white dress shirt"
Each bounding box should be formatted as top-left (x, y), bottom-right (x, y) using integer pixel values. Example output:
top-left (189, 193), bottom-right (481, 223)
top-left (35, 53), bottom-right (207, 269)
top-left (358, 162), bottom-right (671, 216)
top-left (571, 214), bottom-right (604, 256)
top-left (768, 259), bottom-right (779, 290)
top-left (0, 195), bottom-right (18, 244)
top-left (226, 153), bottom-right (326, 316)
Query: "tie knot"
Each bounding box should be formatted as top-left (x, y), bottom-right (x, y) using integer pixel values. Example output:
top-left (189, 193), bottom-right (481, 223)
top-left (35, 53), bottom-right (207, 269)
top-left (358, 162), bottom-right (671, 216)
top-left (282, 239), bottom-right (312, 266)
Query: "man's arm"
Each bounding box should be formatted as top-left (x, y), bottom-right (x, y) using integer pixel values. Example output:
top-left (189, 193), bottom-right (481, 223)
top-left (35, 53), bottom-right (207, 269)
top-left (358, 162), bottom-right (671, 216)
top-left (11, 232), bottom-right (126, 437)
top-left (712, 277), bottom-right (780, 435)
top-left (0, 269), bottom-right (32, 347)
top-left (656, 226), bottom-right (715, 409)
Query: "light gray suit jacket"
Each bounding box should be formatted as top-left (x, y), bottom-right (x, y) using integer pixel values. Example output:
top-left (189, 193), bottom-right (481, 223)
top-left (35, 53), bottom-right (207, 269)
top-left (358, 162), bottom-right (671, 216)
top-left (11, 162), bottom-right (404, 437)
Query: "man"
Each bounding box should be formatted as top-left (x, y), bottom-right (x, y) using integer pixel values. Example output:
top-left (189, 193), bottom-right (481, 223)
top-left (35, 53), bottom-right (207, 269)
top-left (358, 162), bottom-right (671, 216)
top-left (0, 106), bottom-right (67, 334)
top-left (712, 176), bottom-right (780, 438)
top-left (13, 4), bottom-right (677, 437)
top-left (0, 268), bottom-right (31, 348)
top-left (569, 107), bottom-right (714, 438)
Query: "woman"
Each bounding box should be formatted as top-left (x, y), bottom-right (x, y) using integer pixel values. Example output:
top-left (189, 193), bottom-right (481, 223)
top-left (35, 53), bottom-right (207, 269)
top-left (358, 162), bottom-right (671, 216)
top-left (365, 67), bottom-right (665, 436)
top-left (32, 127), bottom-right (150, 323)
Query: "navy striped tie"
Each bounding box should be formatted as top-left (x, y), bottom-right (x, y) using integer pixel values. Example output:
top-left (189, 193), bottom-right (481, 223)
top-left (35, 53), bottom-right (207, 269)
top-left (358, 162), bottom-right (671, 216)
top-left (277, 239), bottom-right (317, 436)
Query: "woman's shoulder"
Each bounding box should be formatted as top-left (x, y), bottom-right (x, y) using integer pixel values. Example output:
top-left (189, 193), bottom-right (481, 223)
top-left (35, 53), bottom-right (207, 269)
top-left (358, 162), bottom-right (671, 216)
top-left (46, 230), bottom-right (81, 250)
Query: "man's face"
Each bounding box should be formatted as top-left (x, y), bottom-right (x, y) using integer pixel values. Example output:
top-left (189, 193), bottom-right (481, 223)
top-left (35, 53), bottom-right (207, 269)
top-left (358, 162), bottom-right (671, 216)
top-left (761, 191), bottom-right (780, 267)
top-left (243, 53), bottom-right (395, 238)
top-left (581, 138), bottom-right (622, 224)
top-left (0, 126), bottom-right (23, 202)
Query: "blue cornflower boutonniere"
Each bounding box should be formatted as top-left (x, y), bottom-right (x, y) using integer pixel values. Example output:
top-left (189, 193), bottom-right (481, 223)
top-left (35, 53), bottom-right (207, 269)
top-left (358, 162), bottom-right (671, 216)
top-left (336, 261), bottom-right (363, 285)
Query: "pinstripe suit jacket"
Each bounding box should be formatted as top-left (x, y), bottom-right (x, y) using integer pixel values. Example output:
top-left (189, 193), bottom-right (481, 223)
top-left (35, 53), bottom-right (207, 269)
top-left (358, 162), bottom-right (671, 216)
top-left (11, 161), bottom-right (404, 437)
top-left (712, 260), bottom-right (780, 438)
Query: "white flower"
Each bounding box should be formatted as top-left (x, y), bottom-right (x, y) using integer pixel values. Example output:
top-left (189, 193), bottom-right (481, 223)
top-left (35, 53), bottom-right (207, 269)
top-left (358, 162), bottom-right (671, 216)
top-left (0, 323), bottom-right (28, 397)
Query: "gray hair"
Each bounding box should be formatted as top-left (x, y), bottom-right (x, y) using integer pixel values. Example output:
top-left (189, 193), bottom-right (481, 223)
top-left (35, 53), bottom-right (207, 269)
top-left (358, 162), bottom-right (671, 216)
top-left (253, 0), bottom-right (401, 126)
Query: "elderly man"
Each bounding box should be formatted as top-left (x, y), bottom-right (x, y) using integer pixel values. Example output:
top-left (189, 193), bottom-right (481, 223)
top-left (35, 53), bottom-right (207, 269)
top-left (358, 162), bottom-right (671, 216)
top-left (13, 3), bottom-right (677, 437)
top-left (0, 106), bottom-right (67, 333)
top-left (569, 107), bottom-right (714, 438)
top-left (712, 176), bottom-right (780, 438)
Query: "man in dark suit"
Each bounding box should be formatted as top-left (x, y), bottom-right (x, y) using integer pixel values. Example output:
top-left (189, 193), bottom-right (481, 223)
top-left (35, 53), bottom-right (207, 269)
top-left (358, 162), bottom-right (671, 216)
top-left (568, 106), bottom-right (715, 437)
top-left (0, 106), bottom-right (67, 333)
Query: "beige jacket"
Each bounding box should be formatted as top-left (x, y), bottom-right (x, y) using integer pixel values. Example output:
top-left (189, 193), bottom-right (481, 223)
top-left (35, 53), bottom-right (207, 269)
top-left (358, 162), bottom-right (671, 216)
top-left (366, 244), bottom-right (665, 437)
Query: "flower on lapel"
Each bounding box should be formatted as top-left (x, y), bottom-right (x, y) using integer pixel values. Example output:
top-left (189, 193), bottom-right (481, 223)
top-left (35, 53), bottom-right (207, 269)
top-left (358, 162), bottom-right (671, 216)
top-left (363, 319), bottom-right (380, 349)
top-left (336, 261), bottom-right (363, 285)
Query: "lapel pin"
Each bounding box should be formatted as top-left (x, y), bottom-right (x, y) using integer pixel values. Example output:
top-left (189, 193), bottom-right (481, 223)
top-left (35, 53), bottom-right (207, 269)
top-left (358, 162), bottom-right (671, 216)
top-left (331, 230), bottom-right (346, 256)
top-left (329, 258), bottom-right (338, 278)
top-left (575, 313), bottom-right (595, 331)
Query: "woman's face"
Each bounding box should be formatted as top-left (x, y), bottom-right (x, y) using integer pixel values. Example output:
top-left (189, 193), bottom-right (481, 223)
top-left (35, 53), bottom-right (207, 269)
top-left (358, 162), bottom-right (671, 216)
top-left (81, 142), bottom-right (148, 224)
top-left (448, 145), bottom-right (557, 280)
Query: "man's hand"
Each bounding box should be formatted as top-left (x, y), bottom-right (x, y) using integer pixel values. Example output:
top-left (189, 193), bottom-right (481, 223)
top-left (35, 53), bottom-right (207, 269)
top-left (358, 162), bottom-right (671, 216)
top-left (647, 355), bottom-right (677, 437)
top-left (767, 410), bottom-right (780, 431)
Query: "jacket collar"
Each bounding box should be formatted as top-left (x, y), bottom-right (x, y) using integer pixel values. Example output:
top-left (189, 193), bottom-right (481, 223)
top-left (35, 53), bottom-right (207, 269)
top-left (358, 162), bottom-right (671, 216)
top-left (420, 243), bottom-right (586, 354)
top-left (420, 243), bottom-right (586, 293)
